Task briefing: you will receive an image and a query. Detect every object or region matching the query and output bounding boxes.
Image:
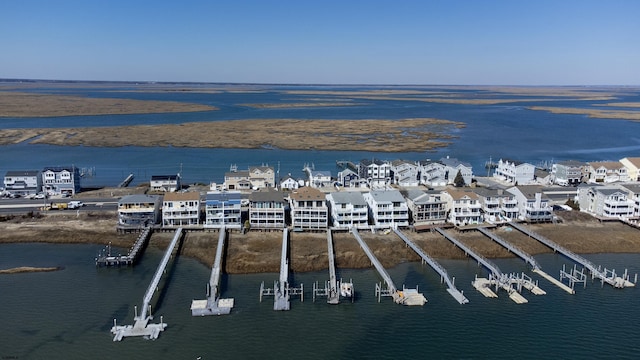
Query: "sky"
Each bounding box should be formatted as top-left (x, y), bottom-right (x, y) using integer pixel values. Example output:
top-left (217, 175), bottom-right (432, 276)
top-left (1, 0), bottom-right (639, 85)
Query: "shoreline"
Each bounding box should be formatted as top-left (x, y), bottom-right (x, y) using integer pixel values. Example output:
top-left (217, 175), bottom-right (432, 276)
top-left (2, 211), bottom-right (640, 274)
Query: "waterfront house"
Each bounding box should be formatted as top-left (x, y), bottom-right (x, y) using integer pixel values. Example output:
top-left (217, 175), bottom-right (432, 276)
top-left (204, 191), bottom-right (242, 229)
top-left (473, 187), bottom-right (519, 223)
top-left (363, 190), bottom-right (409, 228)
top-left (620, 157), bottom-right (640, 182)
top-left (337, 168), bottom-right (360, 188)
top-left (118, 194), bottom-right (162, 228)
top-left (279, 175), bottom-right (301, 191)
top-left (493, 159), bottom-right (535, 185)
top-left (3, 170), bottom-right (41, 197)
top-left (552, 160), bottom-right (586, 186)
top-left (441, 188), bottom-right (482, 226)
top-left (578, 185), bottom-right (634, 219)
top-left (587, 161), bottom-right (629, 183)
top-left (224, 165), bottom-right (275, 191)
top-left (620, 184), bottom-right (640, 218)
top-left (358, 159), bottom-right (391, 188)
top-left (534, 168), bottom-right (553, 185)
top-left (288, 187), bottom-right (328, 231)
top-left (150, 174), bottom-right (181, 192)
top-left (326, 191), bottom-right (369, 229)
top-left (390, 160), bottom-right (420, 187)
top-left (403, 189), bottom-right (448, 229)
top-left (440, 157), bottom-right (473, 186)
top-left (162, 191), bottom-right (200, 227)
top-left (506, 185), bottom-right (553, 222)
top-left (418, 160), bottom-right (447, 187)
top-left (307, 170), bottom-right (333, 188)
top-left (224, 170), bottom-right (252, 191)
top-left (248, 188), bottom-right (286, 229)
top-left (42, 166), bottom-right (81, 196)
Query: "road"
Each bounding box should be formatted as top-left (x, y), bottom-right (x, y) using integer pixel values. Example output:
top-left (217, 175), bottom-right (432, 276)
top-left (0, 197), bottom-right (118, 214)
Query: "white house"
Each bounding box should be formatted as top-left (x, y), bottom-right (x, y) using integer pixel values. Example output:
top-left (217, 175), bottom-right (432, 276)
top-left (390, 160), bottom-right (419, 187)
top-left (363, 190), bottom-right (409, 228)
top-left (3, 170), bottom-right (41, 197)
top-left (204, 191), bottom-right (243, 229)
top-left (440, 157), bottom-right (473, 186)
top-left (326, 191), bottom-right (369, 229)
top-left (337, 168), bottom-right (360, 188)
top-left (359, 159), bottom-right (391, 187)
top-left (506, 185), bottom-right (553, 222)
top-left (307, 170), bottom-right (332, 188)
top-left (224, 165), bottom-right (275, 191)
top-left (494, 159), bottom-right (535, 185)
top-left (42, 166), bottom-right (81, 195)
top-left (150, 174), bottom-right (181, 192)
top-left (578, 185), bottom-right (634, 219)
top-left (441, 188), bottom-right (482, 226)
top-left (418, 160), bottom-right (447, 187)
top-left (587, 161), bottom-right (629, 183)
top-left (289, 186), bottom-right (328, 230)
top-left (621, 184), bottom-right (640, 218)
top-left (280, 175), bottom-right (301, 191)
top-left (404, 189), bottom-right (448, 229)
top-left (473, 187), bottom-right (519, 223)
top-left (162, 191), bottom-right (200, 227)
top-left (552, 160), bottom-right (586, 186)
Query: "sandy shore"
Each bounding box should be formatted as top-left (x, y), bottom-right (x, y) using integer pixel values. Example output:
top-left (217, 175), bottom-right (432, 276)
top-left (1, 211), bottom-right (639, 274)
top-left (0, 266), bottom-right (62, 274)
top-left (528, 106), bottom-right (640, 121)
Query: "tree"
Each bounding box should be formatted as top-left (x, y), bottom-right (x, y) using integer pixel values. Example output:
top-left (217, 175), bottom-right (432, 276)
top-left (453, 170), bottom-right (465, 187)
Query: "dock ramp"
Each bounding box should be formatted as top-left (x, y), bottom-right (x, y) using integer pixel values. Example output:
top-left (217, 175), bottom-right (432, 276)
top-left (393, 229), bottom-right (468, 304)
top-left (191, 227), bottom-right (234, 316)
top-left (259, 229), bottom-right (303, 310)
top-left (111, 228), bottom-right (183, 341)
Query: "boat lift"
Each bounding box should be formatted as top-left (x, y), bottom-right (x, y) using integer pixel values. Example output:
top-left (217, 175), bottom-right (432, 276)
top-left (312, 230), bottom-right (354, 304)
top-left (191, 227), bottom-right (234, 316)
top-left (111, 228), bottom-right (183, 341)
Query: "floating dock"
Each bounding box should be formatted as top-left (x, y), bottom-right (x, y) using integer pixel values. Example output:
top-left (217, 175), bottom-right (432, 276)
top-left (351, 228), bottom-right (426, 306)
top-left (475, 227), bottom-right (574, 294)
top-left (191, 227), bottom-right (234, 316)
top-left (435, 228), bottom-right (544, 304)
top-left (393, 229), bottom-right (468, 304)
top-left (509, 222), bottom-right (636, 289)
top-left (313, 230), bottom-right (354, 304)
top-left (111, 228), bottom-right (183, 341)
top-left (96, 227), bottom-right (151, 266)
top-left (259, 229), bottom-right (303, 310)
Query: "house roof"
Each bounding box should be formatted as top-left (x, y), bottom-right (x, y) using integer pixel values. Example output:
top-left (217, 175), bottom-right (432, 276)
top-left (206, 191), bottom-right (242, 202)
top-left (535, 168), bottom-right (550, 178)
top-left (557, 160), bottom-right (586, 167)
top-left (163, 191), bottom-right (200, 201)
top-left (119, 194), bottom-right (162, 204)
top-left (249, 166), bottom-right (274, 172)
top-left (595, 187), bottom-right (627, 196)
top-left (367, 190), bottom-right (405, 203)
top-left (509, 185), bottom-right (550, 200)
top-left (620, 183), bottom-right (640, 195)
top-left (444, 188), bottom-right (479, 200)
top-left (589, 161), bottom-right (623, 170)
top-left (440, 157), bottom-right (471, 168)
top-left (249, 188), bottom-right (285, 203)
top-left (501, 158), bottom-right (524, 166)
top-left (290, 186), bottom-right (325, 201)
top-left (338, 168), bottom-right (358, 177)
top-left (405, 189), bottom-right (444, 204)
top-left (151, 174), bottom-right (180, 181)
top-left (5, 170), bottom-right (40, 177)
top-left (328, 191), bottom-right (367, 206)
top-left (225, 170), bottom-right (249, 178)
top-left (360, 159), bottom-right (386, 167)
top-left (621, 157), bottom-right (640, 167)
top-left (311, 171), bottom-right (332, 178)
top-left (43, 166), bottom-right (78, 173)
top-left (391, 159), bottom-right (416, 167)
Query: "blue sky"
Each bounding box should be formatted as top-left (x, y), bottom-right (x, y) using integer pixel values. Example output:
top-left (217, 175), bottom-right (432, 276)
top-left (1, 0), bottom-right (639, 85)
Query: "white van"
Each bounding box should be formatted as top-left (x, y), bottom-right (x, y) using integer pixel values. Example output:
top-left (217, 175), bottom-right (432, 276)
top-left (68, 201), bottom-right (84, 209)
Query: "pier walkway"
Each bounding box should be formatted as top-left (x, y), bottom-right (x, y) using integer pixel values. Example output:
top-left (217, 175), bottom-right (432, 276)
top-left (313, 230), bottom-right (354, 304)
top-left (352, 228), bottom-right (426, 306)
top-left (96, 227), bottom-right (151, 266)
top-left (393, 229), bottom-right (468, 304)
top-left (509, 222), bottom-right (635, 288)
top-left (260, 229), bottom-right (303, 310)
top-left (435, 228), bottom-right (544, 303)
top-left (111, 228), bottom-right (183, 341)
top-left (191, 227), bottom-right (234, 316)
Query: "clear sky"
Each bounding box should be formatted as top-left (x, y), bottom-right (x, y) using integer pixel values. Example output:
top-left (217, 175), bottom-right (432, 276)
top-left (1, 0), bottom-right (639, 85)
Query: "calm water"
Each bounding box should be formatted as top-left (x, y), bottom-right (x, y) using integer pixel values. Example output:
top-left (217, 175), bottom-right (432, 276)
top-left (0, 242), bottom-right (639, 359)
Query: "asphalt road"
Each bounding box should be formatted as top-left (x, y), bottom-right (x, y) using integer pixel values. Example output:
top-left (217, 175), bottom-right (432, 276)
top-left (0, 197), bottom-right (118, 214)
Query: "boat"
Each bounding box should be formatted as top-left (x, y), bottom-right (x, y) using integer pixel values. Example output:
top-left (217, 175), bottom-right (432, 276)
top-left (340, 281), bottom-right (353, 298)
